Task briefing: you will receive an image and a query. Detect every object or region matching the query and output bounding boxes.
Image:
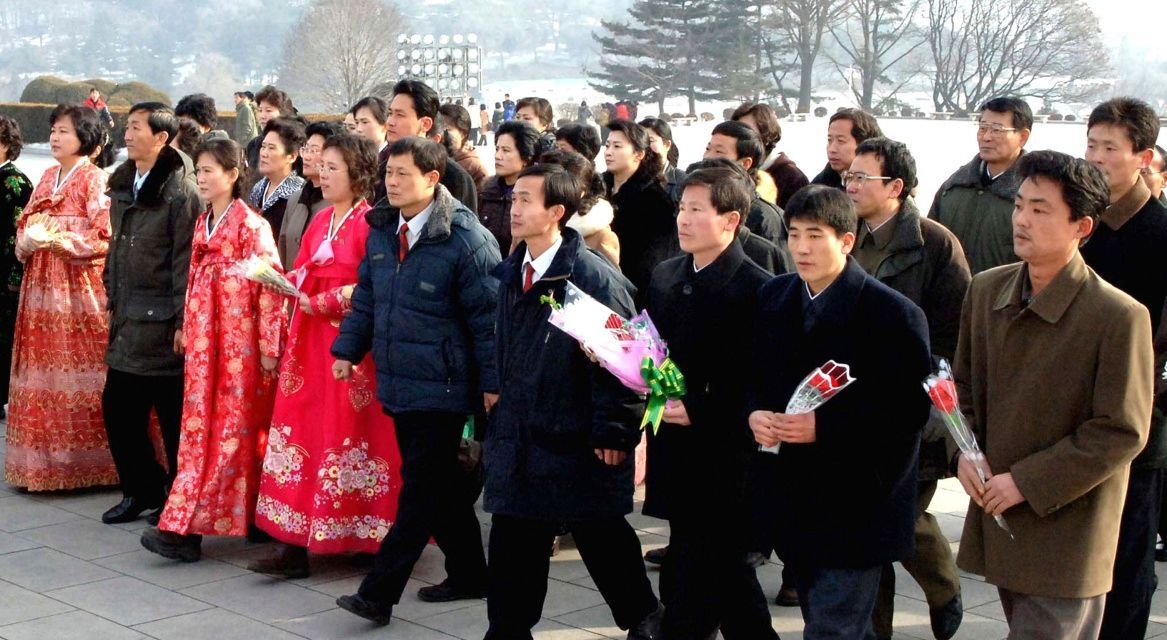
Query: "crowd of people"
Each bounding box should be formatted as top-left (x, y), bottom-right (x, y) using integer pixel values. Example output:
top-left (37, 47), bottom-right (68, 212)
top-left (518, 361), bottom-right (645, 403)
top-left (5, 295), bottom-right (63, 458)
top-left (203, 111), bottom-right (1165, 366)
top-left (0, 77), bottom-right (1164, 640)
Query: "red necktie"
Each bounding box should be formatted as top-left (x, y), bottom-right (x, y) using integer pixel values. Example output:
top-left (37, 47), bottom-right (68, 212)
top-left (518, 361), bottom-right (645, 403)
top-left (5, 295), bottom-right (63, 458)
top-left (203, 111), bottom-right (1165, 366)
top-left (523, 262), bottom-right (535, 293)
top-left (398, 223), bottom-right (409, 263)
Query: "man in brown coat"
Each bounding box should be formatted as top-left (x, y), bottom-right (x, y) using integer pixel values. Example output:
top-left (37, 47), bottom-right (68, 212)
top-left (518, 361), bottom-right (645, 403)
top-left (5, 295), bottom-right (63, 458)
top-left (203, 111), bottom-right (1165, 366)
top-left (954, 150), bottom-right (1153, 639)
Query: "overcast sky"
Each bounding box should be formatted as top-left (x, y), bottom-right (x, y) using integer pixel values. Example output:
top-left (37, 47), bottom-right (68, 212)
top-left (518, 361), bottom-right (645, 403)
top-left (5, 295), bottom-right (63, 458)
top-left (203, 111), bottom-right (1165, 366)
top-left (1087, 0), bottom-right (1156, 49)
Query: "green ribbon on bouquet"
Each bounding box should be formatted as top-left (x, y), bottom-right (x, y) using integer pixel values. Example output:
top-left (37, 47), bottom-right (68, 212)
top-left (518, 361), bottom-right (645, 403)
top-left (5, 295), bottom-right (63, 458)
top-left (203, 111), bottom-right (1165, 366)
top-left (640, 355), bottom-right (686, 434)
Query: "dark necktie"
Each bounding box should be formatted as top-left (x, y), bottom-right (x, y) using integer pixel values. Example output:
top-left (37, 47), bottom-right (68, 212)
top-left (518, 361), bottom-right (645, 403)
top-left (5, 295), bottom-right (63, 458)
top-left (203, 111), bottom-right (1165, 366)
top-left (398, 223), bottom-right (409, 263)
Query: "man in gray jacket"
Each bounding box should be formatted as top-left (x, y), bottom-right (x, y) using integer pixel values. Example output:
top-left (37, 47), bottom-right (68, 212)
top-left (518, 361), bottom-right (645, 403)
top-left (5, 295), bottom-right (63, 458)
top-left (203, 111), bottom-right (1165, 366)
top-left (234, 91), bottom-right (259, 144)
top-left (100, 103), bottom-right (202, 525)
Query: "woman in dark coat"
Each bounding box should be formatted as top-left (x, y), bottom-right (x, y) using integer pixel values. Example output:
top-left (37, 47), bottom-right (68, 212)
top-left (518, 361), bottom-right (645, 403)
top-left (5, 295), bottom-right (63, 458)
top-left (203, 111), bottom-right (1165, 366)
top-left (478, 120), bottom-right (539, 257)
top-left (247, 117), bottom-right (306, 237)
top-left (602, 119), bottom-right (679, 306)
top-left (0, 116), bottom-right (33, 419)
top-left (639, 117), bottom-right (684, 207)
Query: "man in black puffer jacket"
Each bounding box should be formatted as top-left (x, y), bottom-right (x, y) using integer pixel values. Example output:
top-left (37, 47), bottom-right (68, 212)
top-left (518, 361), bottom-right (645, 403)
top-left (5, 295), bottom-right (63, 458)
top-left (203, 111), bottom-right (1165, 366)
top-left (332, 138), bottom-right (500, 627)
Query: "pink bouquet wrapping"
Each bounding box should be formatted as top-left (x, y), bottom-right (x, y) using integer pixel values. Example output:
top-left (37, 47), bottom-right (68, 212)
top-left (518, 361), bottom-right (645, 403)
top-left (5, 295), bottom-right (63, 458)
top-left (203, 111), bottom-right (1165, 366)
top-left (760, 360), bottom-right (856, 454)
top-left (544, 281), bottom-right (685, 433)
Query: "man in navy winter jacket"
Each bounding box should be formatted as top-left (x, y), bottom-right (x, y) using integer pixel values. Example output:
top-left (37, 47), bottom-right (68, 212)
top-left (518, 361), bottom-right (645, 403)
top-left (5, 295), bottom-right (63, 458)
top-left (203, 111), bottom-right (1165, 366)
top-left (331, 137), bottom-right (500, 626)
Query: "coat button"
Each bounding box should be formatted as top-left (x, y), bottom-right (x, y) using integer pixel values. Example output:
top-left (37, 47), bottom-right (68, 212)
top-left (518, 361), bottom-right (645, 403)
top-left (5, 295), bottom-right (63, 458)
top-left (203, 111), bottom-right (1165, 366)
top-left (147, 310), bottom-right (154, 316)
top-left (682, 284), bottom-right (692, 295)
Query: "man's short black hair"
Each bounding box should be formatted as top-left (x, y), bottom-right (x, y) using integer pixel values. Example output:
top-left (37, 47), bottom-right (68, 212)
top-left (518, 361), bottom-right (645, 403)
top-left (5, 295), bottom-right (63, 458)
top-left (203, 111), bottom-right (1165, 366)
top-left (496, 120), bottom-right (541, 165)
top-left (128, 102), bottom-right (179, 146)
top-left (784, 184), bottom-right (857, 238)
top-left (516, 164), bottom-right (582, 227)
top-left (682, 165), bottom-right (754, 219)
top-left (351, 96), bottom-right (389, 124)
top-left (979, 96), bottom-right (1033, 131)
top-left (828, 108), bottom-right (884, 144)
top-left (855, 137), bottom-right (917, 202)
top-left (710, 121), bottom-right (765, 175)
top-left (244, 91), bottom-right (255, 101)
top-left (175, 93), bottom-right (218, 130)
top-left (1155, 145), bottom-right (1167, 171)
top-left (255, 85), bottom-right (295, 115)
top-left (49, 104), bottom-right (104, 157)
top-left (554, 123), bottom-right (601, 161)
top-left (392, 80), bottom-right (440, 127)
top-left (1088, 97), bottom-right (1160, 153)
top-left (388, 136), bottom-right (447, 178)
top-left (1017, 150), bottom-right (1110, 223)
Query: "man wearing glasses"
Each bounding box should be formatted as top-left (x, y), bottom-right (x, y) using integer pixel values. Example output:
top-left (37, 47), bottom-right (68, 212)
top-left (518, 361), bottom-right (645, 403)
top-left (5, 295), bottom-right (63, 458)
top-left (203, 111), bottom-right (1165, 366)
top-left (845, 138), bottom-right (971, 640)
top-left (1141, 145), bottom-right (1167, 205)
top-left (929, 97), bottom-right (1032, 275)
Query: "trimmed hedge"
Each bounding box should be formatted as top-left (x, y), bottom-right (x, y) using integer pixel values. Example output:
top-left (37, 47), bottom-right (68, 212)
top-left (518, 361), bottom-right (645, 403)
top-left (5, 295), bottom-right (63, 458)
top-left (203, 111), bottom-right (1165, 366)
top-left (20, 76), bottom-right (171, 108)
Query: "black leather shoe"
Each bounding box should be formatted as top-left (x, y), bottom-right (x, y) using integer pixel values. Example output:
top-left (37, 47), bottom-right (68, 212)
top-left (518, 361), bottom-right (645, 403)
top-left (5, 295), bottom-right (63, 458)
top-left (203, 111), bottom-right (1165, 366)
top-left (140, 527), bottom-right (202, 562)
top-left (929, 593), bottom-right (963, 640)
top-left (336, 594), bottom-right (393, 626)
top-left (774, 584), bottom-right (799, 607)
top-left (1156, 546), bottom-right (1167, 562)
top-left (627, 604), bottom-right (664, 640)
top-left (102, 496), bottom-right (161, 524)
top-left (644, 546), bottom-right (668, 566)
top-left (417, 579), bottom-right (486, 603)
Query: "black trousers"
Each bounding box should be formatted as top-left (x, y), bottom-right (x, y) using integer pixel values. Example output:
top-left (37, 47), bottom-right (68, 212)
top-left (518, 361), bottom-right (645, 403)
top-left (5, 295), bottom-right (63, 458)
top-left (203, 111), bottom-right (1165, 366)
top-left (358, 410), bottom-right (487, 605)
top-left (659, 512), bottom-right (778, 640)
top-left (1098, 466), bottom-right (1162, 640)
top-left (0, 293), bottom-right (16, 405)
top-left (485, 514), bottom-right (659, 639)
top-left (102, 368), bottom-right (183, 502)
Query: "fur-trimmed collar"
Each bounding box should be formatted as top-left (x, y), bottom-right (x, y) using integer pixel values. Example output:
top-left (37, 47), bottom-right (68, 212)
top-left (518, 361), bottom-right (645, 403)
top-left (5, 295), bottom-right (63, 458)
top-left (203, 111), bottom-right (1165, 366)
top-left (107, 145), bottom-right (193, 207)
top-left (566, 198), bottom-right (614, 237)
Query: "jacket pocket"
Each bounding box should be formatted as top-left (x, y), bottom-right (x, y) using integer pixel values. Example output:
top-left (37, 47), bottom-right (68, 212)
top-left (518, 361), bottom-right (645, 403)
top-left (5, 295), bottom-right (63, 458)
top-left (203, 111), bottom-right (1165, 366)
top-left (124, 297), bottom-right (177, 322)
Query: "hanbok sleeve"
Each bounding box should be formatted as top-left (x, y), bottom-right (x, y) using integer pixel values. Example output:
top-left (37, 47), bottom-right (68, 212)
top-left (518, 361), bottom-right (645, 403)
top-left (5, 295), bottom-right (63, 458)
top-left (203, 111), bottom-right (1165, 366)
top-left (249, 216), bottom-right (289, 358)
top-left (50, 168), bottom-right (111, 260)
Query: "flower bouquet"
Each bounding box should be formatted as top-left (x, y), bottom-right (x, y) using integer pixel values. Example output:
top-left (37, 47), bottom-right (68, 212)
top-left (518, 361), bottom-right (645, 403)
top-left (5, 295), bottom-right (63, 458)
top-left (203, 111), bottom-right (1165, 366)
top-left (760, 360), bottom-right (856, 454)
top-left (544, 281), bottom-right (685, 434)
top-left (231, 254), bottom-right (301, 298)
top-left (923, 358), bottom-right (1011, 536)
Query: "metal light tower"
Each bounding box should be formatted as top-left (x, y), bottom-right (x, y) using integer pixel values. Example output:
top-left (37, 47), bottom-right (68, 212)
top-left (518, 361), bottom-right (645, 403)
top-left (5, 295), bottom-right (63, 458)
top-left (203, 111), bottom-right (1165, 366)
top-left (395, 33), bottom-right (484, 101)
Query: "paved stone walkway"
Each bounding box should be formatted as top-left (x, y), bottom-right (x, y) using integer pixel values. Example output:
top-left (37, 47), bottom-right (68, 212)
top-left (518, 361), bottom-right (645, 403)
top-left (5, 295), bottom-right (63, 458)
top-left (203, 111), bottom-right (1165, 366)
top-left (1, 416), bottom-right (1166, 639)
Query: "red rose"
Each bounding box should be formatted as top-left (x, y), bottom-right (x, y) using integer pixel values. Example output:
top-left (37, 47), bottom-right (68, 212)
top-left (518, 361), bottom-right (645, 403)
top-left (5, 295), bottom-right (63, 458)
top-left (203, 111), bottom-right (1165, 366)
top-left (927, 378), bottom-right (959, 414)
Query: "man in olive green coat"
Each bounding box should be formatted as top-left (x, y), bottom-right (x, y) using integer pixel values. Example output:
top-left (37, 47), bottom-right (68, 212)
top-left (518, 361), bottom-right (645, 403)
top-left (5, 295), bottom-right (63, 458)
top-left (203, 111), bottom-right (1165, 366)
top-left (954, 150), bottom-right (1153, 639)
top-left (929, 97), bottom-right (1031, 274)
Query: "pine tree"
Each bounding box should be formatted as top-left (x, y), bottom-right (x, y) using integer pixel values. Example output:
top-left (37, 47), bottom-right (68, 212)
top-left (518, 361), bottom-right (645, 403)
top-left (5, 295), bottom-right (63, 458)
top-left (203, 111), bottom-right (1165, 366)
top-left (589, 0), bottom-right (730, 116)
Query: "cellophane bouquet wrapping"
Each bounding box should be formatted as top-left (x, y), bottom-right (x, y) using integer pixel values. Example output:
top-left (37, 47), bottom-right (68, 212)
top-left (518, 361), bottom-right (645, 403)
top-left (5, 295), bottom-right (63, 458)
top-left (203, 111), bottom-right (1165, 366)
top-left (923, 358), bottom-right (1011, 536)
top-left (545, 281), bottom-right (685, 434)
top-left (231, 254), bottom-right (300, 298)
top-left (760, 360), bottom-right (856, 454)
top-left (24, 221), bottom-right (60, 245)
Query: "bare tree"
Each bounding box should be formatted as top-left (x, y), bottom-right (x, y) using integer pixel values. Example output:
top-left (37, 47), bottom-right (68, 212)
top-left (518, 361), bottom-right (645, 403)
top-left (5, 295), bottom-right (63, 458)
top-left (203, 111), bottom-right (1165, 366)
top-left (829, 0), bottom-right (924, 110)
top-left (279, 0), bottom-right (407, 112)
top-left (760, 0), bottom-right (845, 113)
top-left (924, 0), bottom-right (1108, 112)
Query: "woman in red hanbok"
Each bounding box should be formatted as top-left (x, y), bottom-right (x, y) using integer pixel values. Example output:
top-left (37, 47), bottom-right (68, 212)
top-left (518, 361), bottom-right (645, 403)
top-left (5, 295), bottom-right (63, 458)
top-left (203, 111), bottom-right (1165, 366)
top-left (250, 133), bottom-right (401, 577)
top-left (5, 105), bottom-right (115, 491)
top-left (141, 138), bottom-right (287, 562)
